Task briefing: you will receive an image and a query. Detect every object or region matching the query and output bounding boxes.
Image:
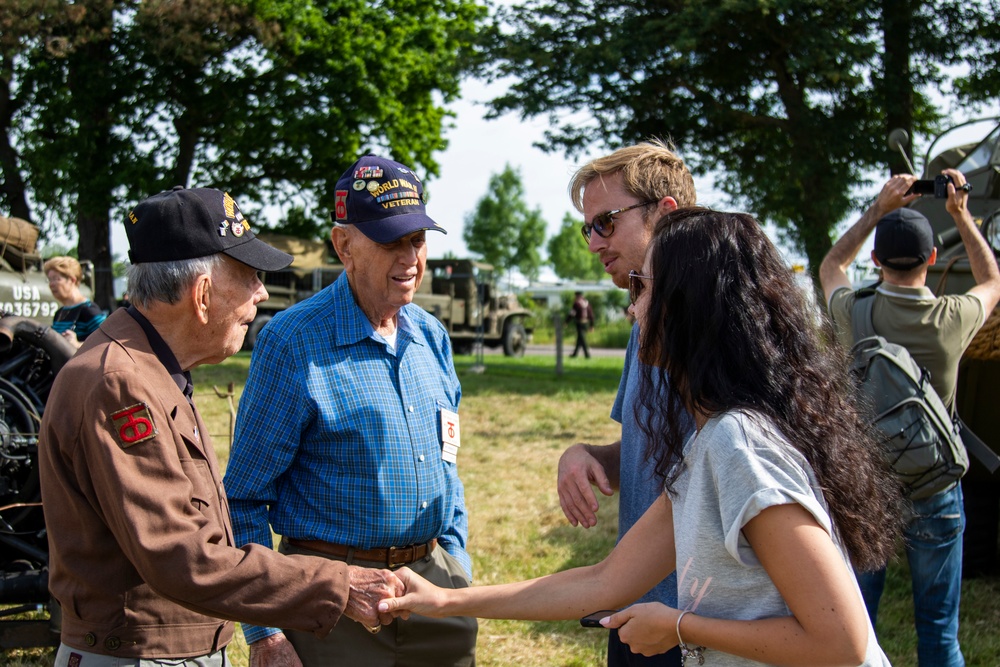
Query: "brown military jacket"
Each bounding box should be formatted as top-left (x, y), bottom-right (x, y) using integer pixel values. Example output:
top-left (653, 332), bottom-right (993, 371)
top-left (39, 309), bottom-right (351, 658)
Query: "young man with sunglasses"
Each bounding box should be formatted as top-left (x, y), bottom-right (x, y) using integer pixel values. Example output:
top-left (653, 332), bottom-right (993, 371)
top-left (558, 139), bottom-right (697, 667)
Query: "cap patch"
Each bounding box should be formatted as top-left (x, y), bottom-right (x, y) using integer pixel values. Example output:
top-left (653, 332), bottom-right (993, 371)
top-left (111, 402), bottom-right (158, 449)
top-left (354, 165), bottom-right (384, 179)
top-left (223, 192), bottom-right (247, 237)
top-left (335, 190), bottom-right (349, 221)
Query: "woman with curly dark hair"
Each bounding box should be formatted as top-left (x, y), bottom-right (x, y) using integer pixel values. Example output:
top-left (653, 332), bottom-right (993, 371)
top-left (379, 207), bottom-right (900, 667)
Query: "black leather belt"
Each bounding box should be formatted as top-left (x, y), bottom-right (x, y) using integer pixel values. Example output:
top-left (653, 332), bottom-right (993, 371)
top-left (286, 538), bottom-right (437, 569)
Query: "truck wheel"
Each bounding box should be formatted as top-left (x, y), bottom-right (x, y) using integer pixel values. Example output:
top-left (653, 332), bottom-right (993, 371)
top-left (244, 314), bottom-right (272, 351)
top-left (502, 321), bottom-right (527, 357)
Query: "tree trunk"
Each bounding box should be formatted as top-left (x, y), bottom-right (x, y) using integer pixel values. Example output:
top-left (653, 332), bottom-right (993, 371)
top-left (0, 75), bottom-right (32, 221)
top-left (172, 110), bottom-right (198, 188)
top-left (67, 2), bottom-right (117, 311)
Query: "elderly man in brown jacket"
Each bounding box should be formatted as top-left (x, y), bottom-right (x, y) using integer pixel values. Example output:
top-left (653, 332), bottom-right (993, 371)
top-left (39, 187), bottom-right (402, 667)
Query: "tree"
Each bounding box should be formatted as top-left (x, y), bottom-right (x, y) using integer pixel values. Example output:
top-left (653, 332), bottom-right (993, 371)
top-left (547, 212), bottom-right (605, 281)
top-left (0, 0), bottom-right (485, 308)
top-left (463, 164), bottom-right (547, 283)
top-left (484, 0), bottom-right (998, 274)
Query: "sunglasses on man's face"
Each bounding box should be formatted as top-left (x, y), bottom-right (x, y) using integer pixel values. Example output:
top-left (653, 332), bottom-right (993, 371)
top-left (628, 270), bottom-right (653, 305)
top-left (580, 200), bottom-right (658, 242)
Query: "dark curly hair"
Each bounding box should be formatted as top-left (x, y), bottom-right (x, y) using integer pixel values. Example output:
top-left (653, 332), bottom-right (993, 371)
top-left (636, 207), bottom-right (902, 571)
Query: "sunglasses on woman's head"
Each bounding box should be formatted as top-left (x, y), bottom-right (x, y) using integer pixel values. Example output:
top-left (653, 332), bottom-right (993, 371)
top-left (628, 270), bottom-right (653, 305)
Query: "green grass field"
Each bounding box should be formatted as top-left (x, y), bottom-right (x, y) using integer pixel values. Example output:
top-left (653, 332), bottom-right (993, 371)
top-left (5, 352), bottom-right (999, 666)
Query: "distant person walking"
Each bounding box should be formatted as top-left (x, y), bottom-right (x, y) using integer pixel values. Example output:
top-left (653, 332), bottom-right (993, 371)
top-left (567, 291), bottom-right (594, 358)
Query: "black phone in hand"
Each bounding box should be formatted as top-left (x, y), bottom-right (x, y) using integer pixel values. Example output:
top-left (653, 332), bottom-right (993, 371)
top-left (580, 610), bottom-right (617, 628)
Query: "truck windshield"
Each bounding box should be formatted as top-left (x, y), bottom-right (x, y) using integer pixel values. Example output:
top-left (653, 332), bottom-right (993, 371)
top-left (957, 124), bottom-right (1000, 173)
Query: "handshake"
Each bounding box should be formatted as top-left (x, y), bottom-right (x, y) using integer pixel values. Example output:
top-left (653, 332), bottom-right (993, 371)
top-left (345, 565), bottom-right (439, 632)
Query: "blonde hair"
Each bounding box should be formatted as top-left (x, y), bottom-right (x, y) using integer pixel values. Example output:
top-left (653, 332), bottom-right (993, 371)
top-left (43, 256), bottom-right (82, 284)
top-left (569, 138), bottom-right (697, 213)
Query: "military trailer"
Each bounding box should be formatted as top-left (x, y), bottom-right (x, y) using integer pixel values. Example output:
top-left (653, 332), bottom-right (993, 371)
top-left (251, 235), bottom-right (533, 356)
top-left (892, 118), bottom-right (1000, 576)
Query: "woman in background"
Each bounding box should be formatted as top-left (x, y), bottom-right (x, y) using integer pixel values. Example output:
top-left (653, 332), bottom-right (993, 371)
top-left (44, 256), bottom-right (106, 349)
top-left (379, 208), bottom-right (902, 666)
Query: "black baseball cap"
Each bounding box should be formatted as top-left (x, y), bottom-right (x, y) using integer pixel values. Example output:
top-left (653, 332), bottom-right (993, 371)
top-left (126, 187), bottom-right (293, 271)
top-left (874, 208), bottom-right (934, 271)
top-left (332, 155), bottom-right (447, 243)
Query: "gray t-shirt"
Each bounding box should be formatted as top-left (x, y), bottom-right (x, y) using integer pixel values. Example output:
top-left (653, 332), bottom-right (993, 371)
top-left (671, 410), bottom-right (889, 666)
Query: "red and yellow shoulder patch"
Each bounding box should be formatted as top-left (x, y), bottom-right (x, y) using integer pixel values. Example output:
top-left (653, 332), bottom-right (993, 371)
top-left (110, 402), bottom-right (158, 449)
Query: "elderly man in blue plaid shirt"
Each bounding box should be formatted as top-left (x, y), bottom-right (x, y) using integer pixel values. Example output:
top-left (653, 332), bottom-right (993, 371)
top-left (225, 155), bottom-right (476, 667)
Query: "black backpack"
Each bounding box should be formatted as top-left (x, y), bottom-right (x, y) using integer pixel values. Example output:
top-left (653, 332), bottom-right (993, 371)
top-left (849, 290), bottom-right (968, 499)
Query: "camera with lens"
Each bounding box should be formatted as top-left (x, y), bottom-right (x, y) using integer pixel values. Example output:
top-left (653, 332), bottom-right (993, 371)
top-left (906, 174), bottom-right (956, 199)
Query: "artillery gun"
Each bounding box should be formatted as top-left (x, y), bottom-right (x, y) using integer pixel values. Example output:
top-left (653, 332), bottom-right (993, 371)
top-left (0, 216), bottom-right (95, 649)
top-left (890, 119), bottom-right (1000, 576)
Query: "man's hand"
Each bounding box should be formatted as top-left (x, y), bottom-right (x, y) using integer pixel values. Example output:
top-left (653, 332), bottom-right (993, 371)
top-left (943, 167), bottom-right (971, 218)
top-left (344, 566), bottom-right (406, 628)
top-left (875, 173), bottom-right (920, 214)
top-left (557, 443), bottom-right (614, 528)
top-left (249, 632), bottom-right (302, 667)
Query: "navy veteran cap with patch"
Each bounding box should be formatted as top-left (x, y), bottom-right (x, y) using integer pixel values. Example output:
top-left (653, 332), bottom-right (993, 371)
top-left (332, 154), bottom-right (446, 243)
top-left (125, 186), bottom-right (293, 271)
top-left (874, 208), bottom-right (935, 271)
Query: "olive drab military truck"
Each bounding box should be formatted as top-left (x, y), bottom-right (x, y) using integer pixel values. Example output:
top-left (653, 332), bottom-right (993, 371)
top-left (0, 216), bottom-right (65, 323)
top-left (251, 234), bottom-right (533, 356)
top-left (420, 258), bottom-right (533, 357)
top-left (891, 118), bottom-right (1000, 577)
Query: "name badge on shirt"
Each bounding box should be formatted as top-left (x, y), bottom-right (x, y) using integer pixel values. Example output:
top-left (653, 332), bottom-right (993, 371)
top-left (440, 407), bottom-right (461, 463)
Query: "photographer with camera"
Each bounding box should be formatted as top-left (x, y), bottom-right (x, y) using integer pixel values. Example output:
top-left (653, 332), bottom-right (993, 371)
top-left (819, 168), bottom-right (1000, 666)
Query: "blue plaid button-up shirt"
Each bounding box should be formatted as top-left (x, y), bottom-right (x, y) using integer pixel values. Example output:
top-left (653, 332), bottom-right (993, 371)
top-left (225, 273), bottom-right (469, 644)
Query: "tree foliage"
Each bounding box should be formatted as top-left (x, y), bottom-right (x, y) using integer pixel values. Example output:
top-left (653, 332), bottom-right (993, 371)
top-left (484, 0), bottom-right (1000, 274)
top-left (463, 163), bottom-right (547, 282)
top-left (0, 0), bottom-right (485, 308)
top-left (547, 212), bottom-right (605, 281)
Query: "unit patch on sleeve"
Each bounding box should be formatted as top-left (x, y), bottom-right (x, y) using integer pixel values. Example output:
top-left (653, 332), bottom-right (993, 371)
top-left (110, 402), bottom-right (158, 449)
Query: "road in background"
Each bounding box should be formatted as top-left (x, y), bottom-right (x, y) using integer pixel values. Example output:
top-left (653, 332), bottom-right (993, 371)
top-left (524, 343), bottom-right (626, 358)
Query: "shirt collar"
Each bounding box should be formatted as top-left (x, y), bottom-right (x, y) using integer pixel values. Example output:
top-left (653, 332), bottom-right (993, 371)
top-left (126, 305), bottom-right (194, 400)
top-left (331, 273), bottom-right (423, 349)
top-left (875, 282), bottom-right (937, 302)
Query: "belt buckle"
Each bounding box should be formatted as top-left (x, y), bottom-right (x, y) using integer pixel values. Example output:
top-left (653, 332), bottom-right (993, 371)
top-left (387, 545), bottom-right (411, 569)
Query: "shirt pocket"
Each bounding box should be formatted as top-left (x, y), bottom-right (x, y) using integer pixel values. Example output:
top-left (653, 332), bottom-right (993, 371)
top-left (179, 458), bottom-right (230, 543)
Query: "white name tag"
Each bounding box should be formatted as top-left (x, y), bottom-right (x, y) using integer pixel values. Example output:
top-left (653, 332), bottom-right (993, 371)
top-left (440, 408), bottom-right (461, 463)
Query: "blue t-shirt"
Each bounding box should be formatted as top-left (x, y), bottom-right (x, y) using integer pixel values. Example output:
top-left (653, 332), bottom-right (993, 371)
top-left (611, 324), bottom-right (691, 606)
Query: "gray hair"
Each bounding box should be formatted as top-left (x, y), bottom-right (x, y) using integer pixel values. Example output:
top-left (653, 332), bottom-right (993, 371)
top-left (126, 254), bottom-right (223, 308)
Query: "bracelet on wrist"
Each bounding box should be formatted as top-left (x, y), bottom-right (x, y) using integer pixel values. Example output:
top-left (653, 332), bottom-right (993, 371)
top-left (676, 610), bottom-right (706, 666)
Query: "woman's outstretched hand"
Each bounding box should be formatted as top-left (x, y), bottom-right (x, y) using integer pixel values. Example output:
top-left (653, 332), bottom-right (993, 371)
top-left (376, 566), bottom-right (447, 620)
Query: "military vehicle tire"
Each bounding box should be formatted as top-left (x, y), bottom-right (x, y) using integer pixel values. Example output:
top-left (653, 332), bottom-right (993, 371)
top-left (244, 314), bottom-right (272, 351)
top-left (502, 320), bottom-right (527, 357)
